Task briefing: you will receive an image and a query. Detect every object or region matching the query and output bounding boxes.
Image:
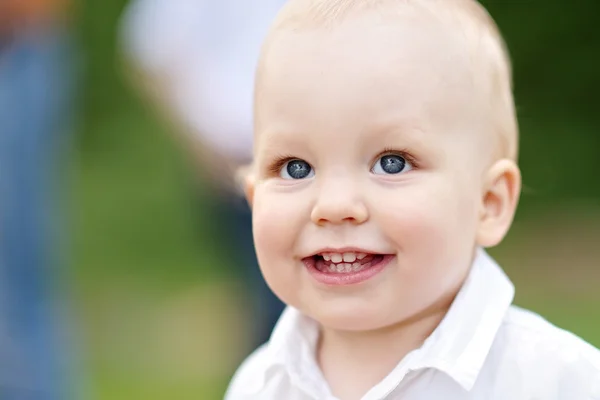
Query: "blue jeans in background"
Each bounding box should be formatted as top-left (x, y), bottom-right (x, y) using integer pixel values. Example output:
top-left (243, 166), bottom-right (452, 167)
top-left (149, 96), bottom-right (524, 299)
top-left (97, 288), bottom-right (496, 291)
top-left (0, 25), bottom-right (76, 400)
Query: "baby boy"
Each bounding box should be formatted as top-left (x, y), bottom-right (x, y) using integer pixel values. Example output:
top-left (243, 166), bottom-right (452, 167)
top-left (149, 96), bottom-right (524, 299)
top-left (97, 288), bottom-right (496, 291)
top-left (226, 0), bottom-right (600, 399)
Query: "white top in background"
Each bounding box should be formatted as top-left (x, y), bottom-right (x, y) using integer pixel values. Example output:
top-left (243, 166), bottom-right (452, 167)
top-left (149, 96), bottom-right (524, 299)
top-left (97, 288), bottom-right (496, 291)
top-left (120, 0), bottom-right (287, 163)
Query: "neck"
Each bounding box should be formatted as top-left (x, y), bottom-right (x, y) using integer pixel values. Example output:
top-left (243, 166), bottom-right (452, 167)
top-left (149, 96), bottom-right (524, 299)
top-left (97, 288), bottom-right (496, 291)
top-left (317, 292), bottom-right (457, 400)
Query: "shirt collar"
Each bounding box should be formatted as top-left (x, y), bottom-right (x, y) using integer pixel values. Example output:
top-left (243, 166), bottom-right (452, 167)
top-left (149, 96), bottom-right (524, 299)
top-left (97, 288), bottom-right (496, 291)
top-left (407, 248), bottom-right (515, 390)
top-left (258, 248), bottom-right (515, 394)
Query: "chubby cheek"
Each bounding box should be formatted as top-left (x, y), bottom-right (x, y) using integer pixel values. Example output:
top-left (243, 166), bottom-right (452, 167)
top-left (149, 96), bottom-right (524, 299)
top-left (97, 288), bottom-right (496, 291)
top-left (374, 178), bottom-right (479, 302)
top-left (252, 188), bottom-right (307, 304)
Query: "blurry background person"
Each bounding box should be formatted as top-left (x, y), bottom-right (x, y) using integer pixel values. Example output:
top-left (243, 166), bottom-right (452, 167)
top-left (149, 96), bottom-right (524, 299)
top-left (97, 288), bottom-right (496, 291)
top-left (119, 0), bottom-right (287, 351)
top-left (0, 0), bottom-right (79, 398)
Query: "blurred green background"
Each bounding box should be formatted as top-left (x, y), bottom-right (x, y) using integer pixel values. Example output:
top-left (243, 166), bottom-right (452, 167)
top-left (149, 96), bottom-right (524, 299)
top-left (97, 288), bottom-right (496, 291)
top-left (73, 1), bottom-right (599, 399)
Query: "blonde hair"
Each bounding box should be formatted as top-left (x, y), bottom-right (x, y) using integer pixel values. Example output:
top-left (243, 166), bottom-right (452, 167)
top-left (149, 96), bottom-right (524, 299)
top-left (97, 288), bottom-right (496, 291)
top-left (259, 0), bottom-right (518, 161)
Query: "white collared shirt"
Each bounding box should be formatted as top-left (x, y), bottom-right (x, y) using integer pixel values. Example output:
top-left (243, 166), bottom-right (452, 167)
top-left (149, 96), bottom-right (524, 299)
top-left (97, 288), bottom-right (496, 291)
top-left (225, 250), bottom-right (600, 400)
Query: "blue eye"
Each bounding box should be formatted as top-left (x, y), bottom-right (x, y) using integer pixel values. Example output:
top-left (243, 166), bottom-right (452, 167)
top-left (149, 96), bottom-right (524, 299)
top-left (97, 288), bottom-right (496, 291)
top-left (280, 159), bottom-right (314, 180)
top-left (372, 154), bottom-right (412, 175)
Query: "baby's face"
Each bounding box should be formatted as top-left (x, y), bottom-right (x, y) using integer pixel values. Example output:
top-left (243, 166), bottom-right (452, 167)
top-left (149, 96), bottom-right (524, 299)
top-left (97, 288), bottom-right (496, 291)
top-left (251, 13), bottom-right (493, 331)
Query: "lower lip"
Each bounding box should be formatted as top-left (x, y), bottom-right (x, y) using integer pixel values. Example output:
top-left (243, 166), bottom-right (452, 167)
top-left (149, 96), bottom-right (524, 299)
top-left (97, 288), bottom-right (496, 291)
top-left (303, 255), bottom-right (394, 286)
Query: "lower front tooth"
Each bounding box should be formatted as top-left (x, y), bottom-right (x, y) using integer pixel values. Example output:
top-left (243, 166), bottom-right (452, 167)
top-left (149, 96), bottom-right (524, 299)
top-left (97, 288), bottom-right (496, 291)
top-left (343, 263), bottom-right (352, 272)
top-left (336, 264), bottom-right (345, 272)
top-left (352, 262), bottom-right (361, 271)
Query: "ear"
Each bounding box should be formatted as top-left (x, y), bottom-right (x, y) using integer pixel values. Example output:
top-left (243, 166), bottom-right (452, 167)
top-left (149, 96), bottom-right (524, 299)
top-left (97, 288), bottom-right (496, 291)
top-left (476, 159), bottom-right (521, 248)
top-left (236, 164), bottom-right (256, 207)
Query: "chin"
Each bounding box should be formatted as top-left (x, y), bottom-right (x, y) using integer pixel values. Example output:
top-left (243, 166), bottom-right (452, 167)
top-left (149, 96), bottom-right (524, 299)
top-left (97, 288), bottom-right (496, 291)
top-left (308, 302), bottom-right (392, 332)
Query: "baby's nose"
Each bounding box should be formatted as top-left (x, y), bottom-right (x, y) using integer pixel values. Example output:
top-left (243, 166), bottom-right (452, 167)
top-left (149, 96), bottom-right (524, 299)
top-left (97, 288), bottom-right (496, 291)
top-left (310, 182), bottom-right (369, 226)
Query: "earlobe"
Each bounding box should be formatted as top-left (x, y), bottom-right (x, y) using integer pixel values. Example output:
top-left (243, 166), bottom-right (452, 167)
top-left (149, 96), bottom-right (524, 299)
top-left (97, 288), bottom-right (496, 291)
top-left (476, 159), bottom-right (522, 247)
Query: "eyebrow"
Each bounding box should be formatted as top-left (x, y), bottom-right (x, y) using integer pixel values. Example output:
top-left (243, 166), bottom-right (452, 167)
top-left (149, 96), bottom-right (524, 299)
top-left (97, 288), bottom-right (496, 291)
top-left (367, 116), bottom-right (432, 147)
top-left (254, 129), bottom-right (312, 160)
top-left (260, 115), bottom-right (434, 146)
top-left (256, 126), bottom-right (434, 161)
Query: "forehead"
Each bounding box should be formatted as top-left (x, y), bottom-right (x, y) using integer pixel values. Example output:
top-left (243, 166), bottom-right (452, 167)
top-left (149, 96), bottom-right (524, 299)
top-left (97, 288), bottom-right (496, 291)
top-left (254, 12), bottom-right (486, 156)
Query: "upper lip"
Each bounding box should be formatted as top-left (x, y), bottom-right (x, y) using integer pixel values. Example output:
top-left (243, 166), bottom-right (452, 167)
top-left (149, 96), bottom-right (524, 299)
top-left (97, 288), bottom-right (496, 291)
top-left (306, 247), bottom-right (388, 257)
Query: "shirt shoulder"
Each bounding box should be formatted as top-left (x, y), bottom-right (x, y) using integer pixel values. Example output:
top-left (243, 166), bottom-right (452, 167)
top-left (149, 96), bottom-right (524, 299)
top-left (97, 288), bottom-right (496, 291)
top-left (225, 344), bottom-right (273, 400)
top-left (503, 305), bottom-right (600, 363)
top-left (487, 305), bottom-right (600, 398)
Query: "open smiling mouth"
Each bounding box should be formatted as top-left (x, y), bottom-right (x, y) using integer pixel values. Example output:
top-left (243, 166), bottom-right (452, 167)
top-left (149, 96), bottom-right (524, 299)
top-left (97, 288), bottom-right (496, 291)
top-left (302, 251), bottom-right (394, 285)
top-left (314, 252), bottom-right (384, 273)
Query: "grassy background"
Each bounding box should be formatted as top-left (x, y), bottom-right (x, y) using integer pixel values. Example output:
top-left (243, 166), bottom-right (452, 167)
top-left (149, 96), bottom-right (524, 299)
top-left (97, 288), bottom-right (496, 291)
top-left (72, 1), bottom-right (600, 398)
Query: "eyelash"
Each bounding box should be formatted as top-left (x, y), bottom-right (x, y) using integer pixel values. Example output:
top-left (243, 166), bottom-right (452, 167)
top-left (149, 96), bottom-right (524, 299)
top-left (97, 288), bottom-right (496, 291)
top-left (377, 147), bottom-right (419, 169)
top-left (266, 148), bottom-right (418, 176)
top-left (267, 153), bottom-right (298, 176)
